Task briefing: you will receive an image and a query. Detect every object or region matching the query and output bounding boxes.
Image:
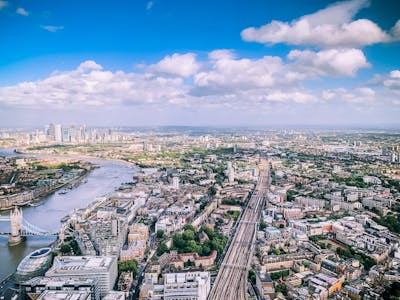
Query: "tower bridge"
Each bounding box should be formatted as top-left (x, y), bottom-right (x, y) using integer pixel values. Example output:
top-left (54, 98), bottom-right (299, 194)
top-left (0, 207), bottom-right (58, 245)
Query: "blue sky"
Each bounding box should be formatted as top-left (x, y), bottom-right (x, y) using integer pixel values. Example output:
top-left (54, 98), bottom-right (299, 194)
top-left (0, 0), bottom-right (399, 127)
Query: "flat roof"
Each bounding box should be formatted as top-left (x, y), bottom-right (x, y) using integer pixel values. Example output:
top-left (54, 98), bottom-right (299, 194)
top-left (46, 256), bottom-right (116, 275)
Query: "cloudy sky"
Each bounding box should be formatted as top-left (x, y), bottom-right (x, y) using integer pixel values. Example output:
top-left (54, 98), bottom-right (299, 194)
top-left (0, 0), bottom-right (399, 127)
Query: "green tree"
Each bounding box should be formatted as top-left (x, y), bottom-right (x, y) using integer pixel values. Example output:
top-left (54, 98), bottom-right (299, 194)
top-left (69, 240), bottom-right (81, 255)
top-left (172, 233), bottom-right (186, 250)
top-left (207, 186), bottom-right (217, 196)
top-left (156, 229), bottom-right (165, 239)
top-left (259, 221), bottom-right (267, 231)
top-left (183, 229), bottom-right (195, 241)
top-left (271, 270), bottom-right (289, 280)
top-left (248, 270), bottom-right (256, 285)
top-left (275, 284), bottom-right (287, 295)
top-left (200, 245), bottom-right (211, 256)
top-left (185, 240), bottom-right (201, 253)
top-left (157, 242), bottom-right (169, 256)
top-left (373, 214), bottom-right (400, 234)
top-left (60, 243), bottom-right (71, 254)
top-left (183, 224), bottom-right (195, 232)
top-left (118, 259), bottom-right (138, 275)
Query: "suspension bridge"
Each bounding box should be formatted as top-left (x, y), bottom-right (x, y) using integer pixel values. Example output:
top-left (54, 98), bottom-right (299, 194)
top-left (0, 207), bottom-right (58, 245)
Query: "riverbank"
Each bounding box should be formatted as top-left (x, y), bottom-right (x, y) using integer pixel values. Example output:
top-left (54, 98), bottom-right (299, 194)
top-left (14, 147), bottom-right (137, 168)
top-left (0, 162), bottom-right (95, 211)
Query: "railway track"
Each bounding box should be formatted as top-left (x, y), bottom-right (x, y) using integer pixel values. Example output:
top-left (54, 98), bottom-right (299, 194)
top-left (209, 160), bottom-right (269, 300)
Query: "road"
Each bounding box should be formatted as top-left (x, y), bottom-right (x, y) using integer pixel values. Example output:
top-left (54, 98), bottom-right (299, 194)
top-left (208, 159), bottom-right (269, 300)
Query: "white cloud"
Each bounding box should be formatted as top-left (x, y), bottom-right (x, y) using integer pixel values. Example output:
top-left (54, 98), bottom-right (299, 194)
top-left (0, 57), bottom-right (322, 111)
top-left (192, 48), bottom-right (369, 97)
top-left (264, 91), bottom-right (317, 104)
top-left (321, 87), bottom-right (377, 104)
top-left (369, 70), bottom-right (400, 90)
top-left (16, 7), bottom-right (29, 16)
top-left (40, 25), bottom-right (64, 33)
top-left (390, 70), bottom-right (400, 79)
top-left (383, 70), bottom-right (400, 89)
top-left (0, 1), bottom-right (7, 10)
top-left (392, 20), bottom-right (400, 39)
top-left (241, 0), bottom-right (397, 48)
top-left (77, 60), bottom-right (103, 72)
top-left (356, 87), bottom-right (375, 96)
top-left (0, 55), bottom-right (395, 116)
top-left (208, 49), bottom-right (236, 60)
top-left (0, 61), bottom-right (186, 109)
top-left (288, 48), bottom-right (370, 76)
top-left (149, 53), bottom-right (200, 77)
top-left (193, 54), bottom-right (284, 94)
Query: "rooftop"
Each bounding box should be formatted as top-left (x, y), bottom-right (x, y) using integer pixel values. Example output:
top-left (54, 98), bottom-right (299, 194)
top-left (46, 256), bottom-right (116, 275)
top-left (37, 290), bottom-right (90, 300)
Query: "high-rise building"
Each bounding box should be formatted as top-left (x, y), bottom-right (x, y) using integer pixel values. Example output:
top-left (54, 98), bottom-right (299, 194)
top-left (80, 125), bottom-right (87, 142)
top-left (45, 256), bottom-right (117, 297)
top-left (69, 125), bottom-right (77, 143)
top-left (54, 124), bottom-right (62, 143)
top-left (62, 127), bottom-right (70, 142)
top-left (47, 123), bottom-right (56, 141)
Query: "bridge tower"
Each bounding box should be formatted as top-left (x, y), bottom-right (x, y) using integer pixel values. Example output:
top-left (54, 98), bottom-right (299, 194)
top-left (9, 207), bottom-right (23, 246)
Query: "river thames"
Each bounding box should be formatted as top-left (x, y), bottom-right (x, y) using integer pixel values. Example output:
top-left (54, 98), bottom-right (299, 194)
top-left (0, 148), bottom-right (135, 280)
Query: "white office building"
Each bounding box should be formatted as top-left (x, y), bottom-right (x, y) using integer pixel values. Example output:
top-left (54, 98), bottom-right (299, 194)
top-left (54, 124), bottom-right (62, 143)
top-left (163, 272), bottom-right (211, 300)
top-left (45, 256), bottom-right (117, 297)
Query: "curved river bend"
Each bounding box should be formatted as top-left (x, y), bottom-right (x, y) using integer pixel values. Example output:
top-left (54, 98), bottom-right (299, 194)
top-left (0, 148), bottom-right (135, 279)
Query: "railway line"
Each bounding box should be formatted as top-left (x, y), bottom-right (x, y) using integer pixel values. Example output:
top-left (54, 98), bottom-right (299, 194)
top-left (209, 159), bottom-right (270, 300)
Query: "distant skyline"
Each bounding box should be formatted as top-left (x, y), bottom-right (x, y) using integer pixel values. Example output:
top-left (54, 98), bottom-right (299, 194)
top-left (0, 0), bottom-right (400, 127)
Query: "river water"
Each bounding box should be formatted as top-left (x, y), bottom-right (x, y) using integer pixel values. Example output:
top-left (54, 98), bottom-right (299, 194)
top-left (0, 148), bottom-right (135, 279)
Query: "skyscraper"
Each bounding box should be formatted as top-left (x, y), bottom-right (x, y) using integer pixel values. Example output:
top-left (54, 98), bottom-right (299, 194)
top-left (47, 123), bottom-right (55, 141)
top-left (54, 124), bottom-right (62, 143)
top-left (62, 127), bottom-right (70, 143)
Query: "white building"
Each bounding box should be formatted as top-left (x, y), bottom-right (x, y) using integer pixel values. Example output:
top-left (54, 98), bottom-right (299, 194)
top-left (54, 124), bottom-right (62, 143)
top-left (173, 176), bottom-right (180, 190)
top-left (45, 256), bottom-right (117, 297)
top-left (37, 290), bottom-right (91, 299)
top-left (103, 291), bottom-right (126, 300)
top-left (163, 272), bottom-right (211, 300)
top-left (363, 176), bottom-right (382, 185)
top-left (227, 162), bottom-right (235, 183)
top-left (228, 168), bottom-right (235, 183)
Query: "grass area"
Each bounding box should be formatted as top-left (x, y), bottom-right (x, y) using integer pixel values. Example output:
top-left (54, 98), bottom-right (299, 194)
top-left (317, 239), bottom-right (347, 250)
top-left (225, 210), bottom-right (240, 221)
